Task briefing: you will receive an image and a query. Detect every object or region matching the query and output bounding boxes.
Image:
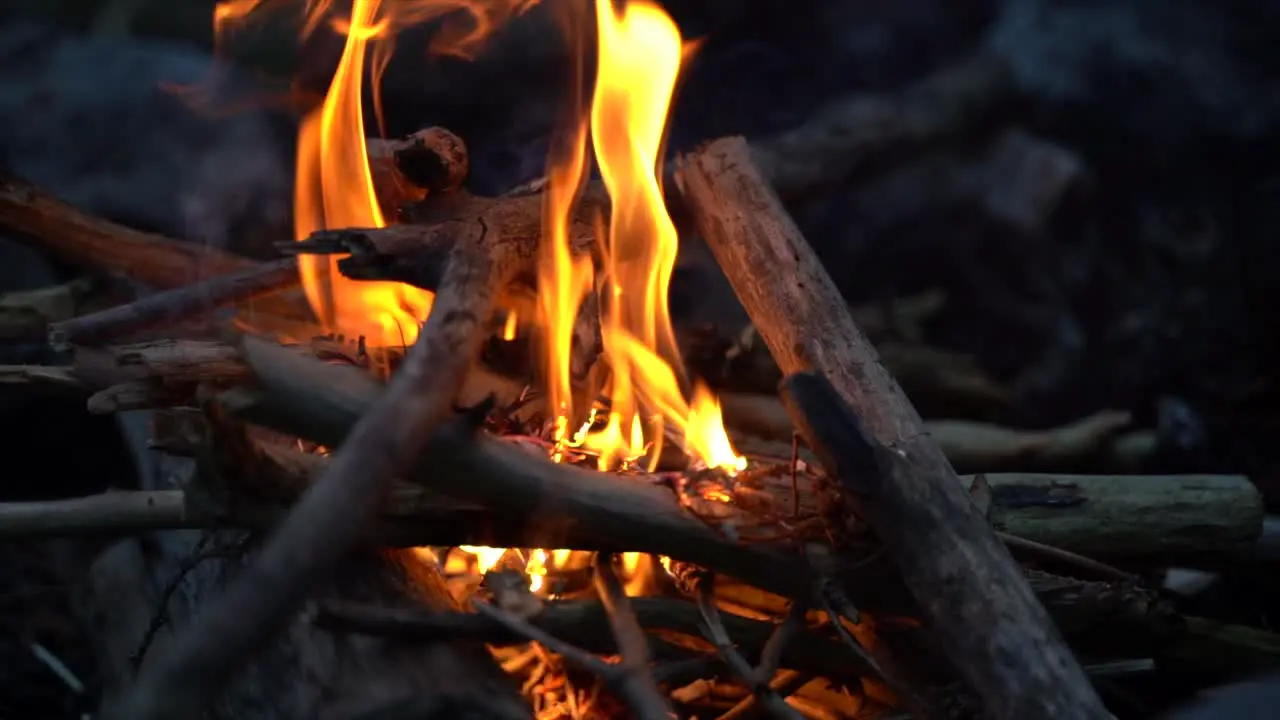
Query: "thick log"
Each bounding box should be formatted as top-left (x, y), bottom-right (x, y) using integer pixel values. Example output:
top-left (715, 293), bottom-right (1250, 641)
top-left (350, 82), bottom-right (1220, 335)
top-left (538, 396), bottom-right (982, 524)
top-left (49, 259), bottom-right (300, 350)
top-left (6, 465), bottom-right (1258, 564)
top-left (0, 173), bottom-right (307, 322)
top-left (114, 226), bottom-right (510, 717)
top-left (676, 138), bottom-right (1108, 719)
top-left (987, 473), bottom-right (1262, 560)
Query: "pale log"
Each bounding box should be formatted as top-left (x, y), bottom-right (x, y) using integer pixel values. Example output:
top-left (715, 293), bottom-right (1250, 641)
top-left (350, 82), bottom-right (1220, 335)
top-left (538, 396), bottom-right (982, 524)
top-left (676, 137), bottom-right (1108, 719)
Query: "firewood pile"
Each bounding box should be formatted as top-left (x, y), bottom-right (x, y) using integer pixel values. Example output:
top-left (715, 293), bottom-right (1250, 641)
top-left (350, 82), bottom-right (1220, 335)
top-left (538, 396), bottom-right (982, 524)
top-left (0, 2), bottom-right (1275, 719)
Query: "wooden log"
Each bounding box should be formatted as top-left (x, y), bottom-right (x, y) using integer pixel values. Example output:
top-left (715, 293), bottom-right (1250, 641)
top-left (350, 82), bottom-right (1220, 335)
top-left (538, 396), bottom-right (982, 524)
top-left (113, 204), bottom-right (517, 718)
top-left (0, 173), bottom-right (307, 320)
top-left (675, 137), bottom-right (1108, 719)
top-left (49, 259), bottom-right (300, 350)
top-left (5, 463), bottom-right (1258, 564)
top-left (222, 336), bottom-right (815, 600)
top-left (987, 473), bottom-right (1262, 560)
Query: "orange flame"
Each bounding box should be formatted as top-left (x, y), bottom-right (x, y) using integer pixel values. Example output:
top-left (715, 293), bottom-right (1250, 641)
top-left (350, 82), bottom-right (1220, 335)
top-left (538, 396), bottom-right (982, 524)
top-left (217, 0), bottom-right (539, 346)
top-left (540, 0), bottom-right (745, 474)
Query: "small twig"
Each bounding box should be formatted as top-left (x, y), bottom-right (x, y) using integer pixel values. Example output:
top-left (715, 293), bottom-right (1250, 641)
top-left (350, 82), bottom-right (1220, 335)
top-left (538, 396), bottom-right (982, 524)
top-left (592, 552), bottom-right (672, 719)
top-left (471, 599), bottom-right (671, 720)
top-left (755, 599), bottom-right (809, 685)
top-left (691, 573), bottom-right (804, 720)
top-left (815, 583), bottom-right (931, 718)
top-left (717, 670), bottom-right (812, 720)
top-left (996, 531), bottom-right (1137, 583)
top-left (130, 530), bottom-right (255, 673)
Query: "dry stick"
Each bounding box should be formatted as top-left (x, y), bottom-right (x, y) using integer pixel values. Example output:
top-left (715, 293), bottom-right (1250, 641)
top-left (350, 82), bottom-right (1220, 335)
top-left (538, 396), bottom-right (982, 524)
top-left (0, 173), bottom-right (306, 322)
top-left (676, 137), bottom-right (1109, 720)
top-left (471, 598), bottom-right (671, 720)
top-left (692, 573), bottom-right (805, 720)
top-left (112, 238), bottom-right (506, 719)
top-left (48, 259), bottom-right (300, 350)
top-left (315, 596), bottom-right (860, 683)
top-left (592, 553), bottom-right (673, 720)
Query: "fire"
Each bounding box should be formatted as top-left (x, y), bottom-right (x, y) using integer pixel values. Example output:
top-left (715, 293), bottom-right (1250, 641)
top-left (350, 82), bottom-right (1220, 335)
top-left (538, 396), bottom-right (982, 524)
top-left (541, 0), bottom-right (745, 474)
top-left (215, 0), bottom-right (744, 593)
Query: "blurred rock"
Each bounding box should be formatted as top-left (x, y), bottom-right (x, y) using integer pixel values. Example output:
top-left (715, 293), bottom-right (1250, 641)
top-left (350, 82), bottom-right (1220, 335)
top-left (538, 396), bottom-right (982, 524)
top-left (0, 21), bottom-right (291, 264)
top-left (988, 0), bottom-right (1280, 152)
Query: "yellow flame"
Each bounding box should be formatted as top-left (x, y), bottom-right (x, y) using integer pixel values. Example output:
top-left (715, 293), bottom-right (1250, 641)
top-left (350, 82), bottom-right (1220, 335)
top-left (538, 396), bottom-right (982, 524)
top-left (538, 0), bottom-right (745, 474)
top-left (292, 0), bottom-right (435, 345)
top-left (217, 0), bottom-right (541, 346)
top-left (502, 309), bottom-right (518, 341)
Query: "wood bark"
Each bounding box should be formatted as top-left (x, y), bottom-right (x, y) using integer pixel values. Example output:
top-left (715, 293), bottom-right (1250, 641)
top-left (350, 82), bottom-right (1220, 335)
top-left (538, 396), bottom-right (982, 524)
top-left (112, 229), bottom-right (509, 717)
top-left (3, 468), bottom-right (1259, 562)
top-left (676, 137), bottom-right (1109, 720)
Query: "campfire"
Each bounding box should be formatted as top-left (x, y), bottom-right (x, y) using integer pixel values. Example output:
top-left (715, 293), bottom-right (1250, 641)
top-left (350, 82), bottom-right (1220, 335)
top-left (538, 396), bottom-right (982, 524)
top-left (0, 1), bottom-right (1270, 719)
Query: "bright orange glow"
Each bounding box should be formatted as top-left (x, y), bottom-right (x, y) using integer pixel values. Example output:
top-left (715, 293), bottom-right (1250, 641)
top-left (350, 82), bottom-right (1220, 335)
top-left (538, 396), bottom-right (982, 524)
top-left (539, 0), bottom-right (745, 473)
top-left (293, 0), bottom-right (434, 345)
top-left (215, 0), bottom-right (744, 601)
top-left (216, 0), bottom-right (539, 346)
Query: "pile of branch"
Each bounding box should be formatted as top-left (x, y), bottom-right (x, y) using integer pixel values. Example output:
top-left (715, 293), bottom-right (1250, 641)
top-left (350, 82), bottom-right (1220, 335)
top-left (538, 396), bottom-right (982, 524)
top-left (0, 67), bottom-right (1265, 719)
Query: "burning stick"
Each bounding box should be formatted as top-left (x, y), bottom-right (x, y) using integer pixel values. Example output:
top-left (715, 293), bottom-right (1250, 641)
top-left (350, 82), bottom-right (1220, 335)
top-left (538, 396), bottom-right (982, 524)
top-left (114, 226), bottom-right (508, 717)
top-left (690, 573), bottom-right (805, 720)
top-left (473, 553), bottom-right (672, 720)
top-left (48, 259), bottom-right (300, 350)
top-left (675, 137), bottom-right (1109, 719)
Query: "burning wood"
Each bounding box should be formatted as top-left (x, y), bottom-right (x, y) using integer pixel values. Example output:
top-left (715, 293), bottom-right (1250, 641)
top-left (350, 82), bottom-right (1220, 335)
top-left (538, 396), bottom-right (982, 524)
top-left (0, 1), bottom-right (1266, 719)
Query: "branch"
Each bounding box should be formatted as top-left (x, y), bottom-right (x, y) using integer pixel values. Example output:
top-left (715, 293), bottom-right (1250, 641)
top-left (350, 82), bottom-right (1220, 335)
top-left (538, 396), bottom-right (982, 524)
top-left (676, 137), bottom-right (1108, 719)
top-left (314, 595), bottom-right (866, 683)
top-left (691, 573), bottom-right (804, 720)
top-left (471, 595), bottom-right (671, 720)
top-left (0, 173), bottom-right (305, 320)
top-left (49, 259), bottom-right (300, 350)
top-left (592, 553), bottom-right (672, 720)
